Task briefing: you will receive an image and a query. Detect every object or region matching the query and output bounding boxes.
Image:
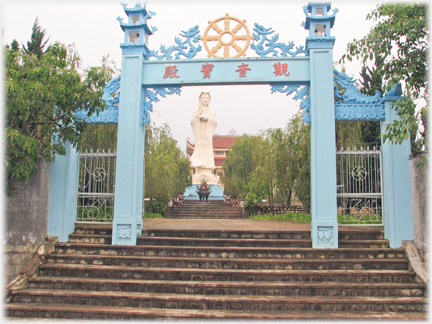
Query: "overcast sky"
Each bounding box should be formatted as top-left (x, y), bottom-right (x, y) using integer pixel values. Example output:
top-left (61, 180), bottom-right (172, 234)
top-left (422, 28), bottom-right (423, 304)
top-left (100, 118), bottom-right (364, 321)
top-left (1, 0), bottom-right (400, 152)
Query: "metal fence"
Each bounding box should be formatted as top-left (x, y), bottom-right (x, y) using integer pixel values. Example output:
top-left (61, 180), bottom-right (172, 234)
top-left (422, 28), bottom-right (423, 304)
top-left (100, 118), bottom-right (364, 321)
top-left (336, 145), bottom-right (383, 226)
top-left (76, 149), bottom-right (116, 223)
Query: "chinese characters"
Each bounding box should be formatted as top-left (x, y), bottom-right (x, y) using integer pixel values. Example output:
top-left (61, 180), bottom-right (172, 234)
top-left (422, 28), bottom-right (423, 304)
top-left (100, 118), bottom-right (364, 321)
top-left (163, 65), bottom-right (179, 79)
top-left (273, 62), bottom-right (290, 76)
top-left (201, 63), bottom-right (214, 79)
top-left (235, 63), bottom-right (251, 77)
top-left (161, 61), bottom-right (291, 80)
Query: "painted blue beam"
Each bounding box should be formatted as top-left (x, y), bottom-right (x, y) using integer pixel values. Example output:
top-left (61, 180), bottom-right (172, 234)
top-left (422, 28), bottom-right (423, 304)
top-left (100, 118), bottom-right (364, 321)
top-left (142, 57), bottom-right (310, 86)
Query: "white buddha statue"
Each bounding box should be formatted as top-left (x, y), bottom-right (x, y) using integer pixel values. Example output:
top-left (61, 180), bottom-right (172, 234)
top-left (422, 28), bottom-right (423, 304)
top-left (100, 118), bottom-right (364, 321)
top-left (190, 88), bottom-right (219, 184)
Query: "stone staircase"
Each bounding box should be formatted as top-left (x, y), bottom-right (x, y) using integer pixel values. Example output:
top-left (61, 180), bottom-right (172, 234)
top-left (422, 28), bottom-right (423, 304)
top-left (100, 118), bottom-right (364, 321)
top-left (164, 199), bottom-right (245, 219)
top-left (5, 223), bottom-right (427, 320)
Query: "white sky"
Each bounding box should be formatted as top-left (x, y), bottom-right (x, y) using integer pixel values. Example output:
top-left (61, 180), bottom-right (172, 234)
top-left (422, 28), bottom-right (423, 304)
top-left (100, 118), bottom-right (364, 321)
top-left (1, 0), bottom-right (402, 152)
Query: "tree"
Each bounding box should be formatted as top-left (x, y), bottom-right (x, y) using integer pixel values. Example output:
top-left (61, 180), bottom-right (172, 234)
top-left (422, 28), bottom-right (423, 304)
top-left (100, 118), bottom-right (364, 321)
top-left (358, 54), bottom-right (385, 145)
top-left (81, 124), bottom-right (118, 152)
top-left (341, 3), bottom-right (428, 154)
top-left (222, 135), bottom-right (261, 200)
top-left (288, 113), bottom-right (311, 208)
top-left (266, 128), bottom-right (292, 206)
top-left (22, 17), bottom-right (49, 58)
top-left (144, 123), bottom-right (191, 204)
top-left (5, 20), bottom-right (115, 184)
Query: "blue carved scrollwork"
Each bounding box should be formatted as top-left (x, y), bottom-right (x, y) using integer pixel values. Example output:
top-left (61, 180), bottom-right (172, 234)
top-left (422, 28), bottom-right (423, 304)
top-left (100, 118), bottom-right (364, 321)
top-left (142, 86), bottom-right (182, 125)
top-left (333, 70), bottom-right (385, 121)
top-left (270, 84), bottom-right (311, 123)
top-left (148, 25), bottom-right (202, 60)
top-left (251, 23), bottom-right (308, 57)
top-left (75, 76), bottom-right (121, 124)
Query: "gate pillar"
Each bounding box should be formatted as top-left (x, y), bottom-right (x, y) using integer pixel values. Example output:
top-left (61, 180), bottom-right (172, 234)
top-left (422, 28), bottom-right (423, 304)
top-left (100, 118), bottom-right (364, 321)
top-left (112, 4), bottom-right (153, 245)
top-left (305, 3), bottom-right (338, 248)
top-left (48, 141), bottom-right (79, 242)
top-left (381, 85), bottom-right (413, 248)
top-left (112, 53), bottom-right (145, 245)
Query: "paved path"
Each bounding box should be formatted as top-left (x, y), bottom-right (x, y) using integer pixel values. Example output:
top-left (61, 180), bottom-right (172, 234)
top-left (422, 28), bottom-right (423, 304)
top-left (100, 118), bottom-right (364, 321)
top-left (143, 218), bottom-right (311, 231)
top-left (143, 218), bottom-right (370, 232)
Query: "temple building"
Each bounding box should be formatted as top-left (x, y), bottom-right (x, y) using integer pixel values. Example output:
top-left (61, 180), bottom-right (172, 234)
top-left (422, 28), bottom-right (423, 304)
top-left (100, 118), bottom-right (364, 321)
top-left (187, 135), bottom-right (239, 187)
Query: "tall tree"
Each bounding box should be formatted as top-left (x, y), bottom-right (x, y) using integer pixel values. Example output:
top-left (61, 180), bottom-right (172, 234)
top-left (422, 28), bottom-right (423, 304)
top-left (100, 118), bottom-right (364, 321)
top-left (5, 21), bottom-right (115, 184)
top-left (22, 17), bottom-right (49, 58)
top-left (341, 3), bottom-right (428, 154)
top-left (81, 124), bottom-right (118, 152)
top-left (266, 128), bottom-right (292, 206)
top-left (222, 135), bottom-right (262, 202)
top-left (358, 54), bottom-right (385, 145)
top-left (144, 123), bottom-right (191, 203)
top-left (289, 113), bottom-right (311, 208)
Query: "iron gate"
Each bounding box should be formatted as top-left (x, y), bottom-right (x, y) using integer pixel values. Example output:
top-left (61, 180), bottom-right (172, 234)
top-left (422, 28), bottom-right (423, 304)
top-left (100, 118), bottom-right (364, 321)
top-left (76, 149), bottom-right (116, 223)
top-left (336, 146), bottom-right (383, 226)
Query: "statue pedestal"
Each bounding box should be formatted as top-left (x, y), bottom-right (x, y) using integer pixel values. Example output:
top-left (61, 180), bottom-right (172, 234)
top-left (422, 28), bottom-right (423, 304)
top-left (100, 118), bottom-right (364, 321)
top-left (183, 184), bottom-right (224, 200)
top-left (192, 167), bottom-right (219, 185)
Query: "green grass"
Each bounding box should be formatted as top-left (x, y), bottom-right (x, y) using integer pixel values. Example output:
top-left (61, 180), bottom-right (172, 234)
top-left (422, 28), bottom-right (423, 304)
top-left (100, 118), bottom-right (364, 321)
top-left (250, 212), bottom-right (382, 225)
top-left (337, 213), bottom-right (383, 225)
top-left (249, 212), bottom-right (312, 222)
top-left (143, 213), bottom-right (163, 219)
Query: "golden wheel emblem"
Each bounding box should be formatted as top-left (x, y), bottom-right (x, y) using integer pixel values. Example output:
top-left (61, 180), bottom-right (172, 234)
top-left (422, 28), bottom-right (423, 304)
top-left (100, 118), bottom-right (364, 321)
top-left (201, 13), bottom-right (253, 58)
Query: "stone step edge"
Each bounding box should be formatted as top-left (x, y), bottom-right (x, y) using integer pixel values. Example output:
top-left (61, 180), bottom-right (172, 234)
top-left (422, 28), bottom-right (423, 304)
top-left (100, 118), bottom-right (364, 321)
top-left (39, 263), bottom-right (416, 276)
top-left (137, 237), bottom-right (314, 244)
top-left (74, 226), bottom-right (383, 235)
top-left (138, 237), bottom-right (388, 244)
top-left (28, 276), bottom-right (425, 289)
top-left (11, 289), bottom-right (427, 305)
top-left (48, 254), bottom-right (409, 265)
top-left (5, 303), bottom-right (427, 320)
top-left (55, 242), bottom-right (404, 253)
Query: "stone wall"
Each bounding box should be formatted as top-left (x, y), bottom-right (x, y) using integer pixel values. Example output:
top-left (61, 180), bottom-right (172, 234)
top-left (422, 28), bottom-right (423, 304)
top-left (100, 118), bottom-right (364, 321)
top-left (4, 162), bottom-right (51, 284)
top-left (410, 155), bottom-right (428, 262)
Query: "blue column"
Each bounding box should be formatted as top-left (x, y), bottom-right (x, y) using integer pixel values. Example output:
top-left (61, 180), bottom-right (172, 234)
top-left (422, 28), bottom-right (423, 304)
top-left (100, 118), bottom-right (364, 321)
top-left (112, 3), bottom-right (154, 245)
top-left (308, 45), bottom-right (338, 248)
top-left (381, 85), bottom-right (413, 248)
top-left (112, 53), bottom-right (145, 245)
top-left (48, 142), bottom-right (79, 242)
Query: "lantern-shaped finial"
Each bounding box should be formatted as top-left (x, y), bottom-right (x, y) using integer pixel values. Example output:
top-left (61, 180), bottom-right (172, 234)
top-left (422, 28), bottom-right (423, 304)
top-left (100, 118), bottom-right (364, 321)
top-left (302, 2), bottom-right (338, 49)
top-left (118, 3), bottom-right (157, 55)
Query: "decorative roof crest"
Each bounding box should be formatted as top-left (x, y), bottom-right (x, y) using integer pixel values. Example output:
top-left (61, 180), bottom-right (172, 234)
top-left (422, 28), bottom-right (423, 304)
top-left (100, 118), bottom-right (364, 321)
top-left (148, 26), bottom-right (202, 60)
top-left (251, 24), bottom-right (308, 57)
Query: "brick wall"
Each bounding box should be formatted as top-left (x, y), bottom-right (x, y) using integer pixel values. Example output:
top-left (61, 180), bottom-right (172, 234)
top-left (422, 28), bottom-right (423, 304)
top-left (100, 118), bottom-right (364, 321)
top-left (410, 155), bottom-right (428, 263)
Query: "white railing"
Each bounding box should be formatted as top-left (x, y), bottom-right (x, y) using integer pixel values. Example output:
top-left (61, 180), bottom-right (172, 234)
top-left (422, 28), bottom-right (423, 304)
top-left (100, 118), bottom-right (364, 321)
top-left (336, 145), bottom-right (383, 226)
top-left (76, 149), bottom-right (116, 223)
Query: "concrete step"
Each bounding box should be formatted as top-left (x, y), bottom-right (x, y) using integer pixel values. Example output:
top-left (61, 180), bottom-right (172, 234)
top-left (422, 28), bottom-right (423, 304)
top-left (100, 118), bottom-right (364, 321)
top-left (141, 227), bottom-right (385, 241)
top-left (164, 202), bottom-right (245, 219)
top-left (38, 264), bottom-right (418, 283)
top-left (6, 303), bottom-right (428, 320)
top-left (46, 254), bottom-right (409, 271)
top-left (74, 224), bottom-right (385, 241)
top-left (68, 234), bottom-right (112, 244)
top-left (137, 237), bottom-right (313, 247)
top-left (165, 208), bottom-right (241, 217)
top-left (9, 289), bottom-right (427, 312)
top-left (74, 224), bottom-right (112, 235)
top-left (136, 236), bottom-right (387, 248)
top-left (164, 214), bottom-right (243, 219)
top-left (53, 243), bottom-right (406, 260)
top-left (7, 220), bottom-right (425, 321)
top-left (141, 229), bottom-right (311, 239)
top-left (68, 231), bottom-right (387, 248)
top-left (27, 276), bottom-right (425, 297)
